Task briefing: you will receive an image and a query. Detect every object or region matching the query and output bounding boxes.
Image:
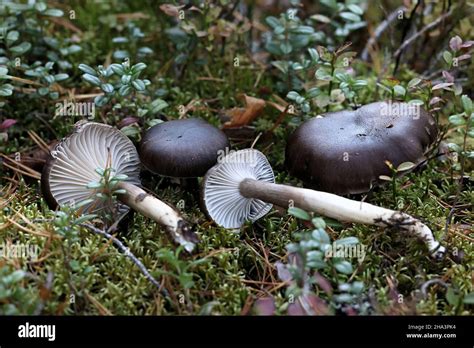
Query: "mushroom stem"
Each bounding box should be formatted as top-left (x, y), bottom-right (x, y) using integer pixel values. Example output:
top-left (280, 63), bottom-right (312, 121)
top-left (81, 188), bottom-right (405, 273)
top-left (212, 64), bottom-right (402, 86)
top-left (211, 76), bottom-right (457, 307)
top-left (116, 181), bottom-right (197, 252)
top-left (239, 178), bottom-right (445, 258)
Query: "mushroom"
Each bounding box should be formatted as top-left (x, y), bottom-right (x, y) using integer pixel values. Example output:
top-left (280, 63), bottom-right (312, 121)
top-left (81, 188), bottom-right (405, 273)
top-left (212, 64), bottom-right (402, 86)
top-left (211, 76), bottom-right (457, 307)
top-left (41, 121), bottom-right (197, 252)
top-left (286, 101), bottom-right (438, 194)
top-left (202, 149), bottom-right (445, 258)
top-left (140, 118), bottom-right (230, 178)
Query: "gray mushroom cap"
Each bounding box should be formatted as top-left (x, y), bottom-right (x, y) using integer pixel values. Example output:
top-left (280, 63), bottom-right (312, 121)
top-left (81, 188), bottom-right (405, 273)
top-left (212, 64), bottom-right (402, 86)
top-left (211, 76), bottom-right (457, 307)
top-left (202, 149), bottom-right (274, 228)
top-left (140, 118), bottom-right (230, 178)
top-left (41, 121), bottom-right (141, 213)
top-left (285, 101), bottom-right (438, 194)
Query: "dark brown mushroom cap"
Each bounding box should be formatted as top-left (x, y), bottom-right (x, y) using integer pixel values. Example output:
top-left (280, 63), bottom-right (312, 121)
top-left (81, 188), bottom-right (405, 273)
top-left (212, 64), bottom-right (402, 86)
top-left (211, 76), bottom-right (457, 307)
top-left (285, 101), bottom-right (438, 194)
top-left (140, 118), bottom-right (230, 178)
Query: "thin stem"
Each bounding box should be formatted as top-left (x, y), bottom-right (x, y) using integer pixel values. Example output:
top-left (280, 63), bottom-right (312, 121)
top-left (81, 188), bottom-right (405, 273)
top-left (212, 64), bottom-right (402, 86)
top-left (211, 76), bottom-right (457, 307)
top-left (239, 179), bottom-right (445, 258)
top-left (81, 223), bottom-right (169, 298)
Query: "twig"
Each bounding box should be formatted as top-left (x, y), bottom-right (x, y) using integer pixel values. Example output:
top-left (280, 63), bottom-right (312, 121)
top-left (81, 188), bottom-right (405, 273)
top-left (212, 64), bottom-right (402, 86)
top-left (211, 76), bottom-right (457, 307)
top-left (393, 8), bottom-right (454, 59)
top-left (81, 223), bottom-right (169, 297)
top-left (393, 1), bottom-right (421, 74)
top-left (362, 6), bottom-right (407, 61)
top-left (33, 272), bottom-right (54, 315)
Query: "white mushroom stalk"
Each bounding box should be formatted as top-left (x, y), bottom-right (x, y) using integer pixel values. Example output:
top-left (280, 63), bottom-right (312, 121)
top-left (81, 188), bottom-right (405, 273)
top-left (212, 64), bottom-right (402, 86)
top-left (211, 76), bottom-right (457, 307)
top-left (202, 149), bottom-right (445, 259)
top-left (42, 121), bottom-right (197, 252)
top-left (117, 181), bottom-right (196, 252)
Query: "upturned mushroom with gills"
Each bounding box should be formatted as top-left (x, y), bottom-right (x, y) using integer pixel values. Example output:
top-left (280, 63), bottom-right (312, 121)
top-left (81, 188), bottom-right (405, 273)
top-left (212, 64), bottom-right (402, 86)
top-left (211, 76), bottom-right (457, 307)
top-left (41, 121), bottom-right (198, 252)
top-left (202, 149), bottom-right (446, 259)
top-left (286, 101), bottom-right (438, 194)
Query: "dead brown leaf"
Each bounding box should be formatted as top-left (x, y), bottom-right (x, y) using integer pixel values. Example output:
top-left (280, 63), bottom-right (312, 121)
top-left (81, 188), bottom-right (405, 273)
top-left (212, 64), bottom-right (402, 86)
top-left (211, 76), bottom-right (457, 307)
top-left (159, 4), bottom-right (184, 17)
top-left (223, 94), bottom-right (266, 128)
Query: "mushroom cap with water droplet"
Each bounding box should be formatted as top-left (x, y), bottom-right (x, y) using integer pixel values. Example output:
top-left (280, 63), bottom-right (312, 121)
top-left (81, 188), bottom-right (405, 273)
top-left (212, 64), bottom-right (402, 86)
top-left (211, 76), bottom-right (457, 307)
top-left (285, 101), bottom-right (438, 194)
top-left (140, 118), bottom-right (230, 178)
top-left (202, 149), bottom-right (274, 228)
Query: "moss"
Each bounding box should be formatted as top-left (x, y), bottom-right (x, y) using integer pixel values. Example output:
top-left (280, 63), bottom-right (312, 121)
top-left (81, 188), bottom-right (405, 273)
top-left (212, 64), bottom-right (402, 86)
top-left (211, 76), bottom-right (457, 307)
top-left (0, 0), bottom-right (472, 316)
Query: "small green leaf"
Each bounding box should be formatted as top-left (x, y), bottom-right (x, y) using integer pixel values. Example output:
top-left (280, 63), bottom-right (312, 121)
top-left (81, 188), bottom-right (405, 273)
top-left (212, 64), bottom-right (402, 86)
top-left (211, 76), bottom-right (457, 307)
top-left (113, 174), bottom-right (128, 181)
top-left (353, 80), bottom-right (368, 88)
top-left (0, 67), bottom-right (8, 76)
top-left (347, 4), bottom-right (363, 15)
top-left (112, 37), bottom-right (129, 44)
top-left (35, 2), bottom-right (47, 12)
top-left (131, 62), bottom-right (147, 73)
top-left (448, 114), bottom-right (466, 126)
top-left (446, 287), bottom-right (460, 306)
top-left (132, 79), bottom-right (146, 91)
top-left (121, 125), bottom-right (139, 136)
top-left (379, 175), bottom-right (392, 181)
top-left (37, 87), bottom-right (49, 96)
top-left (74, 198), bottom-right (95, 209)
top-left (396, 161), bottom-right (415, 172)
top-left (312, 229), bottom-right (330, 245)
top-left (82, 73), bottom-right (101, 86)
top-left (265, 16), bottom-right (281, 29)
top-left (8, 270), bottom-right (25, 283)
top-left (291, 26), bottom-right (314, 35)
top-left (351, 281), bottom-right (364, 294)
top-left (69, 260), bottom-right (80, 271)
top-left (334, 260), bottom-right (353, 274)
top-left (340, 12), bottom-right (361, 22)
top-left (121, 74), bottom-right (132, 85)
top-left (109, 63), bottom-right (125, 76)
top-left (6, 30), bottom-right (19, 43)
top-left (463, 292), bottom-right (474, 304)
top-left (286, 91), bottom-right (300, 101)
top-left (54, 73), bottom-right (69, 82)
top-left (334, 237), bottom-right (359, 246)
top-left (86, 182), bottom-right (103, 189)
top-left (315, 68), bottom-right (332, 81)
top-left (461, 95), bottom-right (472, 114)
top-left (44, 8), bottom-right (64, 17)
top-left (280, 42), bottom-right (292, 55)
top-left (150, 98), bottom-right (168, 113)
top-left (9, 42), bottom-right (31, 55)
top-left (443, 51), bottom-right (453, 65)
top-left (74, 214), bottom-right (97, 224)
top-left (393, 85), bottom-right (406, 97)
top-left (119, 85), bottom-right (132, 96)
top-left (307, 48), bottom-right (319, 62)
top-left (78, 64), bottom-right (97, 76)
top-left (94, 95), bottom-right (108, 107)
top-left (407, 78), bottom-right (422, 88)
top-left (312, 217), bottom-right (326, 229)
top-left (310, 14), bottom-right (331, 23)
top-left (101, 83), bottom-right (114, 93)
top-left (288, 206), bottom-right (311, 220)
